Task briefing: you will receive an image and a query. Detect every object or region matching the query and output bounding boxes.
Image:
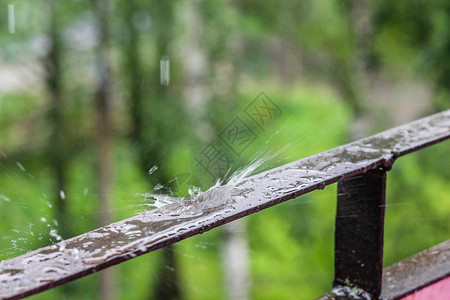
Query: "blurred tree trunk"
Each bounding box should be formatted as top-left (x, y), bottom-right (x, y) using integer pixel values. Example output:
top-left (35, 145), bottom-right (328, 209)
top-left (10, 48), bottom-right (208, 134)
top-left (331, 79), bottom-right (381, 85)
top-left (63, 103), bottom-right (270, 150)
top-left (45, 0), bottom-right (68, 240)
top-left (223, 220), bottom-right (250, 300)
top-left (148, 1), bottom-right (182, 297)
top-left (92, 0), bottom-right (116, 299)
top-left (183, 2), bottom-right (250, 299)
top-left (183, 0), bottom-right (211, 142)
top-left (349, 0), bottom-right (373, 140)
top-left (122, 1), bottom-right (181, 299)
top-left (123, 0), bottom-right (143, 149)
top-left (45, 1), bottom-right (74, 295)
top-left (346, 0), bottom-right (373, 85)
top-left (340, 0), bottom-right (374, 140)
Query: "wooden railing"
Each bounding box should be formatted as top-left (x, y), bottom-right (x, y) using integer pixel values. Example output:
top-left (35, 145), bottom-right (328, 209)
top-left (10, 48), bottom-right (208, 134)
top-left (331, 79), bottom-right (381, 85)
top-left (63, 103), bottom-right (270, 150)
top-left (1, 109), bottom-right (449, 299)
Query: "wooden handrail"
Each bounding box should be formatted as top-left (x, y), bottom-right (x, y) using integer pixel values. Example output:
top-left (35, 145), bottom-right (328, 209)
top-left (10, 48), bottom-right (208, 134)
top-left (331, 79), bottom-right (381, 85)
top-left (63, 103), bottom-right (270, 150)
top-left (1, 109), bottom-right (449, 299)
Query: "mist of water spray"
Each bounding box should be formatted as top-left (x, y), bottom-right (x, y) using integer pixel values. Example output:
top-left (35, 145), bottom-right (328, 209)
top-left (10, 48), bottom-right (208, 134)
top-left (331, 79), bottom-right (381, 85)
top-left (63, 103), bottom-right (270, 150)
top-left (141, 151), bottom-right (281, 210)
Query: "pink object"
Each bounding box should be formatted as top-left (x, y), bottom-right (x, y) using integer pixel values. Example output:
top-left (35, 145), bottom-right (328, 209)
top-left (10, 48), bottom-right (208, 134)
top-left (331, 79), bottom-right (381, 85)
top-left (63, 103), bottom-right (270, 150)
top-left (401, 276), bottom-right (450, 300)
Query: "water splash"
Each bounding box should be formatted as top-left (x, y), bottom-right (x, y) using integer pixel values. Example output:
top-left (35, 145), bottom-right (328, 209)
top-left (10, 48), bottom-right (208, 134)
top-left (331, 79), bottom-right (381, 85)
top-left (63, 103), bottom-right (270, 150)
top-left (49, 229), bottom-right (63, 242)
top-left (76, 153), bottom-right (280, 267)
top-left (0, 191), bottom-right (64, 261)
top-left (142, 193), bottom-right (183, 209)
top-left (141, 151), bottom-right (279, 211)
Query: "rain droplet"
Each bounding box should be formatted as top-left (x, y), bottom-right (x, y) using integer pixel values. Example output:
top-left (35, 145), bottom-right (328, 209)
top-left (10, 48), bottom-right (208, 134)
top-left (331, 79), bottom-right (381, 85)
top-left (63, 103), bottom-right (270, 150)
top-left (160, 56), bottom-right (170, 86)
top-left (50, 229), bottom-right (63, 242)
top-left (148, 165), bottom-right (158, 175)
top-left (1, 194), bottom-right (11, 202)
top-left (8, 4), bottom-right (15, 34)
top-left (16, 162), bottom-right (26, 172)
top-left (153, 183), bottom-right (164, 191)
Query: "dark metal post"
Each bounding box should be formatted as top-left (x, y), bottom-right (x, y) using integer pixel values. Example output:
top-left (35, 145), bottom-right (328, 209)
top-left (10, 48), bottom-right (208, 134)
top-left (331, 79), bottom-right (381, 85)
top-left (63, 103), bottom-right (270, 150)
top-left (334, 169), bottom-right (386, 298)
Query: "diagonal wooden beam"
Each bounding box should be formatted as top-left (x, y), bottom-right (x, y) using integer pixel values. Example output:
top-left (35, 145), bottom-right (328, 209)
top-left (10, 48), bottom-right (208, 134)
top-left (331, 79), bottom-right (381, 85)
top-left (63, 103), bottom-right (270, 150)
top-left (1, 109), bottom-right (449, 299)
top-left (381, 239), bottom-right (450, 300)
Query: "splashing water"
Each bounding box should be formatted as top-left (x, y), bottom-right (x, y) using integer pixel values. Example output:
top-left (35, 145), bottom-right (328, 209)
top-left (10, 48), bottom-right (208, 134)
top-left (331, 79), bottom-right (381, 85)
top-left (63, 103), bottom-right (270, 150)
top-left (142, 193), bottom-right (184, 209)
top-left (142, 151), bottom-right (279, 211)
top-left (49, 229), bottom-right (63, 242)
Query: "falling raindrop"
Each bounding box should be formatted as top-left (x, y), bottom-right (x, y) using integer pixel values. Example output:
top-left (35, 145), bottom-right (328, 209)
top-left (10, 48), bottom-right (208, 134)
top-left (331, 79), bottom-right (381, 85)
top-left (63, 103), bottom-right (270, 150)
top-left (160, 56), bottom-right (170, 86)
top-left (0, 194), bottom-right (11, 202)
top-left (188, 186), bottom-right (202, 197)
top-left (59, 190), bottom-right (66, 200)
top-left (8, 4), bottom-right (15, 34)
top-left (49, 229), bottom-right (63, 242)
top-left (148, 165), bottom-right (158, 175)
top-left (153, 183), bottom-right (164, 191)
top-left (16, 162), bottom-right (26, 172)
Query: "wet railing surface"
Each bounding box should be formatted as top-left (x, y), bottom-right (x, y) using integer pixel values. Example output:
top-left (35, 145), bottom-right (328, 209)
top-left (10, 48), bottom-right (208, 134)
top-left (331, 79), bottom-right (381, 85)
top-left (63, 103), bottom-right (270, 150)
top-left (1, 109), bottom-right (449, 299)
top-left (381, 239), bottom-right (450, 299)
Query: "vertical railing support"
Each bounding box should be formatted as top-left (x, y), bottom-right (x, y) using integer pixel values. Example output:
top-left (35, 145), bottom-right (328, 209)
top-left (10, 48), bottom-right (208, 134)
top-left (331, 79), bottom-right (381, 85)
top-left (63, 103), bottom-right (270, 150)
top-left (333, 169), bottom-right (386, 298)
